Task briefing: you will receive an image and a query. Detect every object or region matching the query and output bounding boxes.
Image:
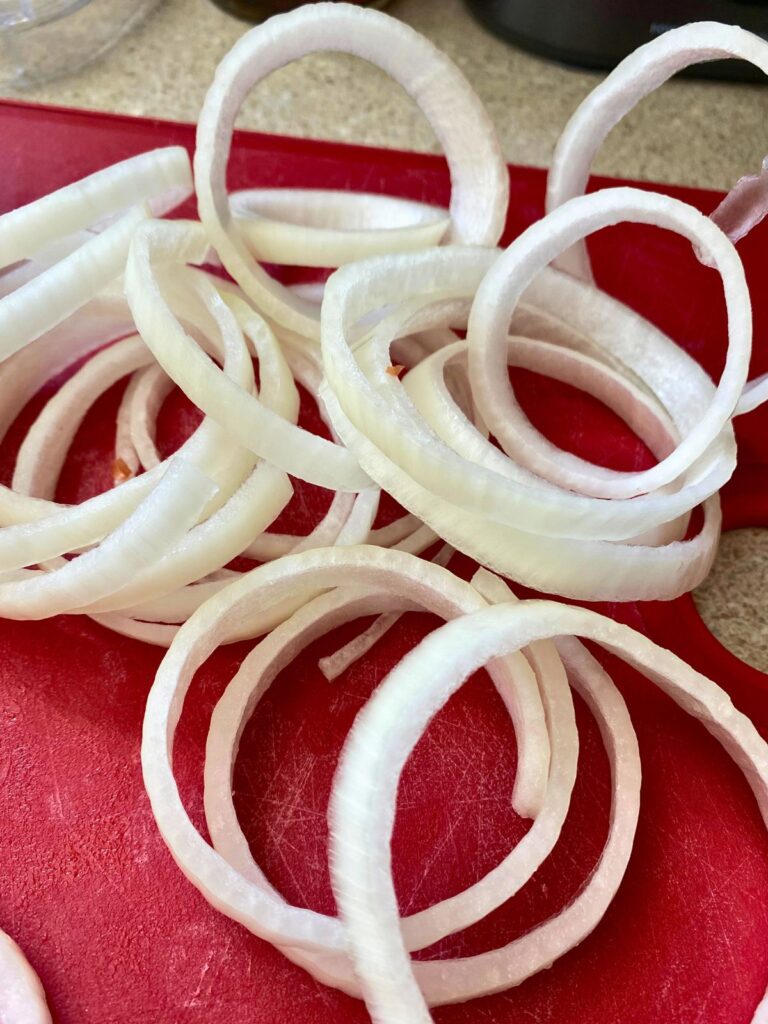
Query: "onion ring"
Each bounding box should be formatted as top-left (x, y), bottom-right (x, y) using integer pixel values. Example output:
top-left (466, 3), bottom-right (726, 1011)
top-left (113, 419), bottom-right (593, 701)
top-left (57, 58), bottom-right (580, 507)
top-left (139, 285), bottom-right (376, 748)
top-left (320, 242), bottom-right (727, 598)
top-left (140, 549), bottom-right (552, 974)
top-left (125, 219), bottom-right (371, 491)
top-left (467, 186), bottom-right (750, 499)
top-left (231, 187), bottom-right (450, 267)
top-left (142, 545), bottom-right (640, 1006)
top-left (194, 1), bottom-right (508, 338)
top-left (0, 148), bottom-right (192, 360)
top-left (330, 598), bottom-right (768, 1021)
top-left (0, 931), bottom-right (51, 1024)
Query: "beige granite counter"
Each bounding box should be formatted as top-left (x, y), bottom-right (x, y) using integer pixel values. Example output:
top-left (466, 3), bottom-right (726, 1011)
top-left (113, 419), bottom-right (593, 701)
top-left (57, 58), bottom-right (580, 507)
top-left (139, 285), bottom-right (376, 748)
top-left (4, 0), bottom-right (767, 190)
top-left (2, 0), bottom-right (766, 669)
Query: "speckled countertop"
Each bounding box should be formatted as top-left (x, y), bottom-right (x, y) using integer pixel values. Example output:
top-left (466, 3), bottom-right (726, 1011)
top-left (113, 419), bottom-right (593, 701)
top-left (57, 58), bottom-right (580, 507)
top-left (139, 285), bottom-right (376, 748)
top-left (1, 0), bottom-right (766, 668)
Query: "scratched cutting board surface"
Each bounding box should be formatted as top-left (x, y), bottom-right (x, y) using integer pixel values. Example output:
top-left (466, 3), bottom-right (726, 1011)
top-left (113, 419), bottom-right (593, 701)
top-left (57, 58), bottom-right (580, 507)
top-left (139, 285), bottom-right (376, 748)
top-left (1, 100), bottom-right (768, 1024)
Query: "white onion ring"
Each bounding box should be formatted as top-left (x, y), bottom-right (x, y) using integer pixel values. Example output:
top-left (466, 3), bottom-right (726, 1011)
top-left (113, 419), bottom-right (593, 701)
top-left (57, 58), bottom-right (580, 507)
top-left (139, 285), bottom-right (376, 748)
top-left (12, 334), bottom-right (153, 500)
top-left (0, 148), bottom-right (192, 360)
top-left (330, 598), bottom-right (768, 1022)
top-left (0, 275), bottom-right (268, 576)
top-left (318, 543), bottom-right (454, 681)
top-left (404, 337), bottom-right (690, 549)
top-left (323, 242), bottom-right (730, 539)
top-left (142, 545), bottom-right (641, 1006)
top-left (320, 242), bottom-right (726, 599)
top-left (467, 186), bottom-right (750, 499)
top-left (141, 549), bottom-right (553, 975)
top-left (545, 21), bottom-right (768, 416)
top-left (0, 931), bottom-right (51, 1024)
top-left (547, 21), bottom-right (768, 285)
top-left (231, 188), bottom-right (450, 267)
top-left (115, 363), bottom-right (172, 473)
top-left (289, 616), bottom-right (638, 1004)
top-left (0, 459), bottom-right (215, 619)
top-left (194, 2), bottom-right (508, 338)
top-left (125, 219), bottom-right (371, 491)
top-left (202, 569), bottom-right (567, 985)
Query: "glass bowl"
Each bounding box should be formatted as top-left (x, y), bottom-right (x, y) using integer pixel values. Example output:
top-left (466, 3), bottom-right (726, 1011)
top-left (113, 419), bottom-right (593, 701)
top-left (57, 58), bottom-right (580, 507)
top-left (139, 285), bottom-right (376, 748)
top-left (0, 0), bottom-right (160, 89)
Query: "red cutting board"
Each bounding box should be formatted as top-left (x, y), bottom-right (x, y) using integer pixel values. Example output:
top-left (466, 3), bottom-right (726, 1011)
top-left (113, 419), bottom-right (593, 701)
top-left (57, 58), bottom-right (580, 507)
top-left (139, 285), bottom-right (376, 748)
top-left (1, 100), bottom-right (768, 1024)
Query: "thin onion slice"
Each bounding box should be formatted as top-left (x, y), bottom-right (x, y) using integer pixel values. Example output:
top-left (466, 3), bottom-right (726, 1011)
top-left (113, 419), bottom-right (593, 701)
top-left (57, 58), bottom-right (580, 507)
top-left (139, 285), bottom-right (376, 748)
top-left (154, 546), bottom-right (640, 1006)
top-left (323, 379), bottom-right (723, 600)
top-left (318, 543), bottom-right (454, 681)
top-left (194, 1), bottom-right (508, 338)
top-left (202, 571), bottom-right (569, 982)
top-left (0, 459), bottom-right (215, 619)
top-left (467, 186), bottom-right (750, 499)
top-left (231, 187), bottom-right (449, 267)
top-left (286, 621), bottom-right (638, 1004)
top-left (320, 244), bottom-right (726, 599)
top-left (12, 334), bottom-right (153, 500)
top-left (545, 20), bottom-right (768, 417)
top-left (0, 931), bottom-right (51, 1024)
top-left (0, 278), bottom-right (262, 571)
top-left (125, 219), bottom-right (371, 491)
top-left (546, 22), bottom-right (768, 281)
top-left (141, 547), bottom-right (553, 974)
top-left (0, 148), bottom-right (193, 360)
top-left (115, 363), bottom-right (172, 473)
top-left (329, 598), bottom-right (768, 1022)
top-left (322, 244), bottom-right (730, 540)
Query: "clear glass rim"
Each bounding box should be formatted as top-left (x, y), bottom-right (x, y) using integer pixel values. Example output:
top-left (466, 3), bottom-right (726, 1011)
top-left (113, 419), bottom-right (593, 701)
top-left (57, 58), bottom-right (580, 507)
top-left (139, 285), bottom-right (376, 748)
top-left (0, 0), bottom-right (92, 32)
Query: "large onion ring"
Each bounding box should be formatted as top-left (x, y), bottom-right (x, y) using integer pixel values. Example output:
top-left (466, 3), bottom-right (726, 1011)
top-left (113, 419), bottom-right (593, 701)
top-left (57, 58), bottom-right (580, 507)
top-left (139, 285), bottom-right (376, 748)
top-left (319, 242), bottom-right (728, 598)
top-left (467, 186), bottom-right (750, 498)
top-left (194, 1), bottom-right (508, 338)
top-left (329, 598), bottom-right (768, 1022)
top-left (201, 561), bottom-right (639, 1004)
top-left (141, 547), bottom-right (553, 965)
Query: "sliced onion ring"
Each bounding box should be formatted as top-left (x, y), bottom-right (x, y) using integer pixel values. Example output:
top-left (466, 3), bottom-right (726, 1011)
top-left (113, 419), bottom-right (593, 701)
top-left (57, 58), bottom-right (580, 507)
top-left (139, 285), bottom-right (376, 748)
top-left (0, 460), bottom-right (215, 619)
top-left (0, 148), bottom-right (192, 360)
top-left (125, 219), bottom-right (371, 491)
top-left (319, 244), bottom-right (727, 599)
top-left (194, 2), bottom-right (508, 338)
top-left (141, 547), bottom-right (553, 969)
top-left (467, 186), bottom-right (750, 499)
top-left (0, 930), bottom-right (51, 1024)
top-left (322, 244), bottom-right (730, 540)
top-left (329, 598), bottom-right (768, 1022)
top-left (205, 583), bottom-right (566, 983)
top-left (142, 543), bottom-right (651, 1009)
top-left (231, 188), bottom-right (450, 267)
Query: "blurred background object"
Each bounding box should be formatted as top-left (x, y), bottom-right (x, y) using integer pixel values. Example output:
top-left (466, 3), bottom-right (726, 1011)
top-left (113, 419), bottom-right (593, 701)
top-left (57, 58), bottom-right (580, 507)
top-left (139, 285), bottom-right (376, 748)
top-left (210, 0), bottom-right (390, 19)
top-left (0, 0), bottom-right (763, 191)
top-left (0, 0), bottom-right (160, 88)
top-left (466, 0), bottom-right (768, 81)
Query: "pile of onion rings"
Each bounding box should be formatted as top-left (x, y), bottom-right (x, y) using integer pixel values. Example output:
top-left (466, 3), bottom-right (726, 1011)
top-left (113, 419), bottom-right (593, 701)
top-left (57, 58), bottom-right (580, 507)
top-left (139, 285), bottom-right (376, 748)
top-left (2, 7), bottom-right (768, 1022)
